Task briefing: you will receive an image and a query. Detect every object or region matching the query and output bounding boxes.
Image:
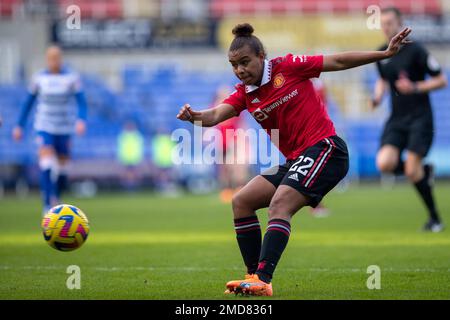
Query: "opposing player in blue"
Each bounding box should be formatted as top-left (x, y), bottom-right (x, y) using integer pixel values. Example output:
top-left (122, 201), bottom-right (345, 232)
top-left (13, 45), bottom-right (87, 215)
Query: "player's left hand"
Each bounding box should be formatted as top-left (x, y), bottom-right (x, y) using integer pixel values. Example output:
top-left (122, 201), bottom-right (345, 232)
top-left (370, 97), bottom-right (382, 109)
top-left (75, 120), bottom-right (86, 136)
top-left (386, 27), bottom-right (412, 57)
top-left (395, 73), bottom-right (417, 94)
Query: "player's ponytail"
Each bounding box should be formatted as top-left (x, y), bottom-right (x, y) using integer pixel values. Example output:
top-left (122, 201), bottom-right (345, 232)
top-left (229, 23), bottom-right (266, 58)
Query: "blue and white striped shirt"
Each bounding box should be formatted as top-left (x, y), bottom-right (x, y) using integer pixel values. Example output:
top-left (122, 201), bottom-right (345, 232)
top-left (18, 67), bottom-right (87, 135)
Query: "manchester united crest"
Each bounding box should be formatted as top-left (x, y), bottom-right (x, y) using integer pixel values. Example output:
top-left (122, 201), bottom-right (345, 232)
top-left (273, 73), bottom-right (285, 88)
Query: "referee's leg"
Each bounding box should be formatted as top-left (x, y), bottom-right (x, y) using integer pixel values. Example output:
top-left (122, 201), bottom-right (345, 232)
top-left (405, 151), bottom-right (442, 227)
top-left (376, 144), bottom-right (400, 174)
top-left (404, 151), bottom-right (424, 182)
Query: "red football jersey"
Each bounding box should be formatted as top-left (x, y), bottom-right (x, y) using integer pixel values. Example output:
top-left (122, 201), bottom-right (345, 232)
top-left (216, 114), bottom-right (241, 151)
top-left (223, 53), bottom-right (336, 160)
top-left (311, 77), bottom-right (327, 107)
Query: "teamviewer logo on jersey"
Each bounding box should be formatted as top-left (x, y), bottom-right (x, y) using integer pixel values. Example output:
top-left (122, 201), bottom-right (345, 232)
top-left (251, 108), bottom-right (269, 122)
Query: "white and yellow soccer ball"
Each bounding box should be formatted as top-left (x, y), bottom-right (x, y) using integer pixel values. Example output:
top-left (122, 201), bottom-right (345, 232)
top-left (41, 204), bottom-right (90, 251)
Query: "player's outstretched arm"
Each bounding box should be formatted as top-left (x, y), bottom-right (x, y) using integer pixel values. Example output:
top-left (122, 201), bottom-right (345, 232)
top-left (176, 103), bottom-right (237, 127)
top-left (323, 27), bottom-right (412, 72)
top-left (75, 92), bottom-right (88, 135)
top-left (12, 92), bottom-right (37, 141)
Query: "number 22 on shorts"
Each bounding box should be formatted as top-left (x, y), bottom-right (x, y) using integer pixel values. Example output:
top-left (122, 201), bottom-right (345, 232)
top-left (288, 156), bottom-right (315, 176)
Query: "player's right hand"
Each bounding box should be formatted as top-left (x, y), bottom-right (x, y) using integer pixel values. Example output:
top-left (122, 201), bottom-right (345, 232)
top-left (12, 126), bottom-right (23, 141)
top-left (176, 104), bottom-right (201, 122)
top-left (385, 27), bottom-right (412, 57)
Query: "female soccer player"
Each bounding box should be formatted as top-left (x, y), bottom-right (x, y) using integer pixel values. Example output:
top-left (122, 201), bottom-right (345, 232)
top-left (13, 45), bottom-right (87, 215)
top-left (177, 23), bottom-right (411, 296)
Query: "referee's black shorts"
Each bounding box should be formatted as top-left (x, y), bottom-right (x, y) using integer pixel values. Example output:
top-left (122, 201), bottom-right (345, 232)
top-left (261, 135), bottom-right (349, 208)
top-left (381, 115), bottom-right (434, 157)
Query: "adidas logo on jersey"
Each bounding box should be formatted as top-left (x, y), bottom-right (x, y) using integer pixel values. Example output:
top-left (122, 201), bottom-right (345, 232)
top-left (251, 98), bottom-right (261, 103)
top-left (288, 173), bottom-right (299, 182)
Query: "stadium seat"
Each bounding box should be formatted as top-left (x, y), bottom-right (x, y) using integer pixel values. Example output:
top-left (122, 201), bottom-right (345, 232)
top-left (1, 66), bottom-right (448, 179)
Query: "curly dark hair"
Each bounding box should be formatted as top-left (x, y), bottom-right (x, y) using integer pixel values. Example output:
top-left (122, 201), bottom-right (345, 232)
top-left (229, 23), bottom-right (266, 58)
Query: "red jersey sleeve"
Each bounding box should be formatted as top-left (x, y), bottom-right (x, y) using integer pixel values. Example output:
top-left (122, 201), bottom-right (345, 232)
top-left (284, 53), bottom-right (323, 79)
top-left (222, 84), bottom-right (247, 115)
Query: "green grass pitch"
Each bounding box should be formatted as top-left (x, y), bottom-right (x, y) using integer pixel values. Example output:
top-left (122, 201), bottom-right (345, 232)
top-left (0, 183), bottom-right (449, 299)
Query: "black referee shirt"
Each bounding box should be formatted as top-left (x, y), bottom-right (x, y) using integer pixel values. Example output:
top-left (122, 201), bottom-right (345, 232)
top-left (375, 41), bottom-right (442, 119)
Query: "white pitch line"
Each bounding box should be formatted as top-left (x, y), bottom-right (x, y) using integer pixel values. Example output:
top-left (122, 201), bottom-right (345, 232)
top-left (0, 265), bottom-right (448, 273)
